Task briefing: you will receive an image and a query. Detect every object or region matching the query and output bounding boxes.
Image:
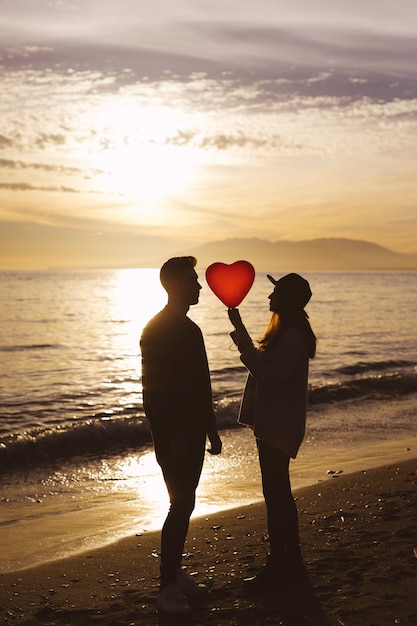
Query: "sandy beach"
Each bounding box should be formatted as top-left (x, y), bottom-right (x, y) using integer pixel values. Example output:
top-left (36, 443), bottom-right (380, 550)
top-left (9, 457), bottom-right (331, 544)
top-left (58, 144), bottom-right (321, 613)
top-left (1, 453), bottom-right (416, 626)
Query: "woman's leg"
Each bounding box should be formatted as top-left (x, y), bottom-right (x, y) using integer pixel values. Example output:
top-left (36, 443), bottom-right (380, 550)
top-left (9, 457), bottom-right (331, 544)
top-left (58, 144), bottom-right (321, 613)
top-left (257, 439), bottom-right (301, 567)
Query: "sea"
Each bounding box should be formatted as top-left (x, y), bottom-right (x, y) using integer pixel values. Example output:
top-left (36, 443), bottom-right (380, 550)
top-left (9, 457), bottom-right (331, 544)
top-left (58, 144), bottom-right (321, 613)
top-left (1, 268), bottom-right (417, 571)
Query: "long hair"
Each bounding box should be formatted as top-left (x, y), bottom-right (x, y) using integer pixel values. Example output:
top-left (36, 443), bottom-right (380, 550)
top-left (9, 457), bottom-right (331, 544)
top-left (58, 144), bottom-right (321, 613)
top-left (258, 309), bottom-right (317, 359)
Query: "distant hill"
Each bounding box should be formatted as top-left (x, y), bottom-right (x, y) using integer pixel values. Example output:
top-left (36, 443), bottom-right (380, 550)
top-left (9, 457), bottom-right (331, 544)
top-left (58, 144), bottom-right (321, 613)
top-left (186, 238), bottom-right (417, 270)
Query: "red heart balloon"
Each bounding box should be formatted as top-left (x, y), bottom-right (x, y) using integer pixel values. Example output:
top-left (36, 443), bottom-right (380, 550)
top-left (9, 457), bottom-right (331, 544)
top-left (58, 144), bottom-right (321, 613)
top-left (205, 260), bottom-right (255, 308)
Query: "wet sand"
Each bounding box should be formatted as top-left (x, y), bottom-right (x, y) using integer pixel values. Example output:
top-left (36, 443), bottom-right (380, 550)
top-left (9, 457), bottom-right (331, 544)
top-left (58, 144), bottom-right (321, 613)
top-left (2, 427), bottom-right (416, 575)
top-left (1, 457), bottom-right (416, 626)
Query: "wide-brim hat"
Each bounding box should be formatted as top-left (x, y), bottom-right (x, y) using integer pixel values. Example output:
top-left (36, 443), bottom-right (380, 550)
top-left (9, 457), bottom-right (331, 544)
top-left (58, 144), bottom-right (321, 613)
top-left (267, 272), bottom-right (312, 308)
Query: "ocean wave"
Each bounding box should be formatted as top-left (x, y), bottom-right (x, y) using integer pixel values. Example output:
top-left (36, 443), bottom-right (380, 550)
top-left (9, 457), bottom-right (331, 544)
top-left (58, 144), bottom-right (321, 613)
top-left (1, 370), bottom-right (416, 473)
top-left (335, 359), bottom-right (415, 376)
top-left (211, 365), bottom-right (247, 378)
top-left (309, 371), bottom-right (417, 404)
top-left (0, 343), bottom-right (62, 352)
top-left (214, 371), bottom-right (417, 415)
top-left (0, 417), bottom-right (152, 472)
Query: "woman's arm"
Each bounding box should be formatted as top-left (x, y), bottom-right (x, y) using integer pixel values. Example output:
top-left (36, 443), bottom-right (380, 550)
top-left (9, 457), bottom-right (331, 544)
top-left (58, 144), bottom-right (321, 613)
top-left (240, 329), bottom-right (306, 389)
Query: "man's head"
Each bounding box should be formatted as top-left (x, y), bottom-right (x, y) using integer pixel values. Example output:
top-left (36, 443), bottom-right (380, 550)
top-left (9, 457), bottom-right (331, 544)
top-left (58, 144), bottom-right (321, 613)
top-left (160, 256), bottom-right (201, 307)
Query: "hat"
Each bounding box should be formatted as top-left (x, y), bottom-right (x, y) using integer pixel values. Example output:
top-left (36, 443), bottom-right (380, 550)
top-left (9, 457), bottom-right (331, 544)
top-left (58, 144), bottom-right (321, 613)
top-left (267, 273), bottom-right (312, 308)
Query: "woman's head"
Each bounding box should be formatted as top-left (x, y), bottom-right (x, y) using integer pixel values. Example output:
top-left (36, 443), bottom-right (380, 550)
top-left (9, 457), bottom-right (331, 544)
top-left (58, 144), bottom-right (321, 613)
top-left (267, 273), bottom-right (312, 315)
top-left (259, 273), bottom-right (316, 357)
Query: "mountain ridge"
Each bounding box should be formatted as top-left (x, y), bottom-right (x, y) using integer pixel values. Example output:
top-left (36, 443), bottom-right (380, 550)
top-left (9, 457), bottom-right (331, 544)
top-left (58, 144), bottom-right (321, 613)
top-left (183, 237), bottom-right (417, 270)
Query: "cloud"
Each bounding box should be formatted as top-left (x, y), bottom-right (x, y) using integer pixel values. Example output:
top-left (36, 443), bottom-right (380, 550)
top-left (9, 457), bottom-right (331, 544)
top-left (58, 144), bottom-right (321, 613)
top-left (1, 0), bottom-right (417, 265)
top-left (1, 68), bottom-right (416, 171)
top-left (0, 135), bottom-right (13, 148)
top-left (205, 24), bottom-right (417, 76)
top-left (0, 182), bottom-right (79, 193)
top-left (2, 1), bottom-right (417, 83)
top-left (0, 158), bottom-right (99, 175)
top-left (0, 46), bottom-right (54, 62)
top-left (34, 133), bottom-right (67, 148)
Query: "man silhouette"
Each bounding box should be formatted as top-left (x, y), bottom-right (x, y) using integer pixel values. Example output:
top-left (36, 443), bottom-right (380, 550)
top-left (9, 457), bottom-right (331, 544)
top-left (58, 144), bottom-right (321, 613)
top-left (140, 256), bottom-right (222, 615)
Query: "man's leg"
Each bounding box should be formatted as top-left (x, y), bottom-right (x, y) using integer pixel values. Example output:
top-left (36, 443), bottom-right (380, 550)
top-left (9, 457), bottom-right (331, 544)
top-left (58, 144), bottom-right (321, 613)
top-left (154, 433), bottom-right (205, 589)
top-left (159, 489), bottom-right (196, 588)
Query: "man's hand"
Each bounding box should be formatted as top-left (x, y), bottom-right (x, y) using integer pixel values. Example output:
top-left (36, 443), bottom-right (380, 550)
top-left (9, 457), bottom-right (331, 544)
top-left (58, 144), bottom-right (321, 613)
top-left (207, 430), bottom-right (222, 455)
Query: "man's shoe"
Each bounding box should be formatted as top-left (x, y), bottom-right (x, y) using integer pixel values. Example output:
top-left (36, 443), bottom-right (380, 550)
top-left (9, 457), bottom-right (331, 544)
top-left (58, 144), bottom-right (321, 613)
top-left (176, 567), bottom-right (209, 598)
top-left (156, 583), bottom-right (191, 614)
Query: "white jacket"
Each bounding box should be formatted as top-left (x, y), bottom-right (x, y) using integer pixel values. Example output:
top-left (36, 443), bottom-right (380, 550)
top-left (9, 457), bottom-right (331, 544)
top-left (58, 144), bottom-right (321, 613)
top-left (233, 326), bottom-right (309, 458)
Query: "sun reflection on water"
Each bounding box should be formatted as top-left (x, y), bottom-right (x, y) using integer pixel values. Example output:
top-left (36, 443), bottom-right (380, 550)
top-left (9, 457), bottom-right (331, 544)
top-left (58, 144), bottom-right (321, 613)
top-left (111, 267), bottom-right (166, 331)
top-left (103, 428), bottom-right (262, 531)
top-left (116, 451), bottom-right (169, 523)
top-left (105, 268), bottom-right (167, 389)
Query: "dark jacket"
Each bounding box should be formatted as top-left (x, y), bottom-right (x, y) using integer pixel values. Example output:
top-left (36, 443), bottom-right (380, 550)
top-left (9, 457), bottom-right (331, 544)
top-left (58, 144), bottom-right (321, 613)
top-left (232, 326), bottom-right (309, 458)
top-left (140, 306), bottom-right (216, 439)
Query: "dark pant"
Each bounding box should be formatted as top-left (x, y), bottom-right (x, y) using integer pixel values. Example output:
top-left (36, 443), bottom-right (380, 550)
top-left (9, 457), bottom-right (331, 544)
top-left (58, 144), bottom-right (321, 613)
top-left (257, 439), bottom-right (302, 565)
top-left (153, 432), bottom-right (206, 588)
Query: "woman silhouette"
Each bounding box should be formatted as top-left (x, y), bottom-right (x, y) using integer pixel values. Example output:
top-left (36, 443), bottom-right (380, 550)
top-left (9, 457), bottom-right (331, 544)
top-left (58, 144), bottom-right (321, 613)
top-left (228, 272), bottom-right (317, 592)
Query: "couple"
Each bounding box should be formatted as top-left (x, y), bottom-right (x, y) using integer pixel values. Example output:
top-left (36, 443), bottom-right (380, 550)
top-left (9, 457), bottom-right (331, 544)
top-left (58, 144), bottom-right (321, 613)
top-left (140, 256), bottom-right (317, 615)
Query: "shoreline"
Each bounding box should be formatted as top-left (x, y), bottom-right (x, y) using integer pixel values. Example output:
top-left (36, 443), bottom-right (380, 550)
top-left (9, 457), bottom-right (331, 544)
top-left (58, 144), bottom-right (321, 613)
top-left (1, 457), bottom-right (416, 625)
top-left (1, 433), bottom-right (416, 575)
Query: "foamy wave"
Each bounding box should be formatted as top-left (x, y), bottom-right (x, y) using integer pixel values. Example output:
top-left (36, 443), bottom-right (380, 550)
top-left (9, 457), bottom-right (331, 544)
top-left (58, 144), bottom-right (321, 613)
top-left (214, 370), bottom-right (417, 417)
top-left (309, 371), bottom-right (417, 404)
top-left (0, 417), bottom-right (152, 471)
top-left (2, 370), bottom-right (416, 472)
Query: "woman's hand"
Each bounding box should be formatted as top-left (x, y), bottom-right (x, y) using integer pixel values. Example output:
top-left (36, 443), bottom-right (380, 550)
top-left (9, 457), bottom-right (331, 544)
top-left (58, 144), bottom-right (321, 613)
top-left (228, 309), bottom-right (253, 352)
top-left (228, 307), bottom-right (244, 330)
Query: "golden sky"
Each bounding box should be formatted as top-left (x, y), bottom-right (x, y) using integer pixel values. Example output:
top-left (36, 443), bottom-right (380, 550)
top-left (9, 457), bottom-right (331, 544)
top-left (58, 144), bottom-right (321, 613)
top-left (1, 0), bottom-right (417, 268)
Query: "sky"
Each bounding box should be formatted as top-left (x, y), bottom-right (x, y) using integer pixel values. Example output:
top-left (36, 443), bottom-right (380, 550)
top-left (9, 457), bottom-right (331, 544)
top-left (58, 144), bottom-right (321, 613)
top-left (1, 0), bottom-right (417, 268)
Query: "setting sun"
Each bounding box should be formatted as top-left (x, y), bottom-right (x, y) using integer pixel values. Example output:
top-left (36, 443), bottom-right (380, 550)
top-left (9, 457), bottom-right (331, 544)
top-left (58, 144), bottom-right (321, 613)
top-left (84, 100), bottom-right (200, 215)
top-left (96, 143), bottom-right (196, 209)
